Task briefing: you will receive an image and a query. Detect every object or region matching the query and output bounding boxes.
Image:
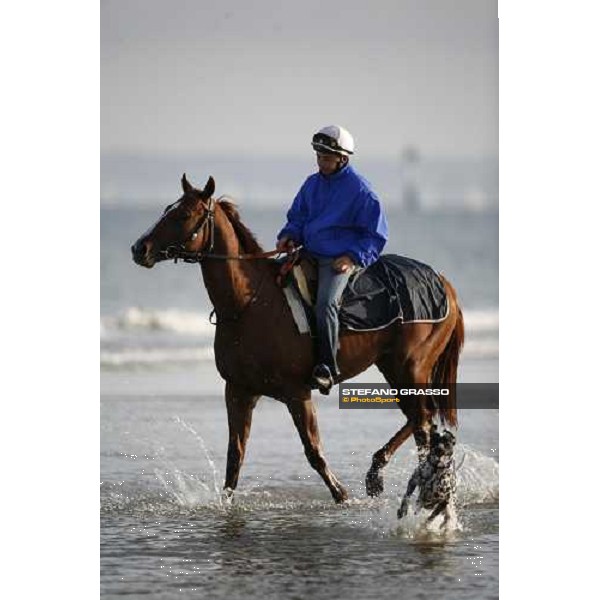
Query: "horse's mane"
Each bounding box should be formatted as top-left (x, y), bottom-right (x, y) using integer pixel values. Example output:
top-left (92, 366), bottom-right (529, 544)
top-left (217, 198), bottom-right (264, 253)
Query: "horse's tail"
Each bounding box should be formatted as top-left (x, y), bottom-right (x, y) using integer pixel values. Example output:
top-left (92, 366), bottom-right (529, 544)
top-left (431, 283), bottom-right (464, 428)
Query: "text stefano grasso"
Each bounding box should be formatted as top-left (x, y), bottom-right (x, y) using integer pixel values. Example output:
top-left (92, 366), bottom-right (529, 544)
top-left (340, 388), bottom-right (451, 396)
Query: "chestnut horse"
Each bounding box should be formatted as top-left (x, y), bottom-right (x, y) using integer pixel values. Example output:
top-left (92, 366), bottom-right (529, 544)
top-left (131, 174), bottom-right (464, 503)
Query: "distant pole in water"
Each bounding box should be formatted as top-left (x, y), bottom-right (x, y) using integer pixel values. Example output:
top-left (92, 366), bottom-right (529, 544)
top-left (400, 145), bottom-right (421, 213)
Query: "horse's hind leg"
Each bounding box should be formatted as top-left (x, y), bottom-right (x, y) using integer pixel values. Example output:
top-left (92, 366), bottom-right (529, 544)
top-left (286, 395), bottom-right (348, 503)
top-left (366, 350), bottom-right (434, 497)
top-left (366, 419), bottom-right (414, 497)
top-left (223, 382), bottom-right (260, 499)
top-left (366, 292), bottom-right (461, 497)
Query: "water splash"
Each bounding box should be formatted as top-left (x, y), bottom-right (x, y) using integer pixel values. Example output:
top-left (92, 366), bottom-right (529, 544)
top-left (145, 417), bottom-right (225, 509)
top-left (337, 444), bottom-right (497, 539)
top-left (101, 434), bottom-right (497, 519)
top-left (455, 444), bottom-right (499, 505)
top-left (394, 500), bottom-right (463, 540)
top-left (101, 418), bottom-right (227, 514)
top-left (152, 460), bottom-right (214, 508)
top-left (173, 416), bottom-right (222, 500)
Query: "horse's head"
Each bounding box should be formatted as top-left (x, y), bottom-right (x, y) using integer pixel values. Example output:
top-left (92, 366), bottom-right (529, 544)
top-left (131, 174), bottom-right (216, 268)
top-left (430, 429), bottom-right (456, 468)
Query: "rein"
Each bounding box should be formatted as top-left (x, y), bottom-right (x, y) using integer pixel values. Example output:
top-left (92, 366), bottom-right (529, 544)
top-left (164, 248), bottom-right (284, 263)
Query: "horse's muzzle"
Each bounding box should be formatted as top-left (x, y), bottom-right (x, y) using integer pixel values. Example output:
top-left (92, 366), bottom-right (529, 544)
top-left (131, 238), bottom-right (156, 268)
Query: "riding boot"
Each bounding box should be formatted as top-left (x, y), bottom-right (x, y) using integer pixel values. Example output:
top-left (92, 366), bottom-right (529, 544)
top-left (311, 363), bottom-right (334, 395)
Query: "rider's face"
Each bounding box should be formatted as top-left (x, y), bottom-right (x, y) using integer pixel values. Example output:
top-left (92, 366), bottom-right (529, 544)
top-left (316, 152), bottom-right (345, 175)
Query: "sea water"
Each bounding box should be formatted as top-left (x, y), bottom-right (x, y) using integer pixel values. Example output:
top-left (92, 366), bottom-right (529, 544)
top-left (101, 206), bottom-right (498, 599)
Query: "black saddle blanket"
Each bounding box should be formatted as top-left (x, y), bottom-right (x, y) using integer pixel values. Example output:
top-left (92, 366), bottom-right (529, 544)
top-left (337, 255), bottom-right (449, 331)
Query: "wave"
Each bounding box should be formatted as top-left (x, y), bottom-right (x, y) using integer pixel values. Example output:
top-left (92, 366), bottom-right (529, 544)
top-left (101, 346), bottom-right (214, 369)
top-left (102, 307), bottom-right (498, 336)
top-left (100, 306), bottom-right (497, 369)
top-left (101, 307), bottom-right (215, 337)
top-left (463, 309), bottom-right (498, 333)
top-left (463, 309), bottom-right (498, 358)
top-left (462, 337), bottom-right (498, 358)
top-left (101, 339), bottom-right (496, 370)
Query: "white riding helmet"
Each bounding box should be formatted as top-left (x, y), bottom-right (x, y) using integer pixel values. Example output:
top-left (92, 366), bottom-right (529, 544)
top-left (311, 125), bottom-right (355, 156)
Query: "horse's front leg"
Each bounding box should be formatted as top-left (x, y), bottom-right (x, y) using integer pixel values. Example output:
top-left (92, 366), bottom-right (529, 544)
top-left (223, 382), bottom-right (260, 500)
top-left (286, 396), bottom-right (348, 503)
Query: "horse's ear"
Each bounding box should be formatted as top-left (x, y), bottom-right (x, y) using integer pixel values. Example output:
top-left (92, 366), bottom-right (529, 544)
top-left (203, 176), bottom-right (215, 199)
top-left (181, 173), bottom-right (194, 194)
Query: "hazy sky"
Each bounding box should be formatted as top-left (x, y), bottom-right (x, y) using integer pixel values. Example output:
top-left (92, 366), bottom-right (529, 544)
top-left (101, 0), bottom-right (498, 159)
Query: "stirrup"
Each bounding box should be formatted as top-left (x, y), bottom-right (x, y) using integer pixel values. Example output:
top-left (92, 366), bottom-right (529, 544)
top-left (311, 364), bottom-right (334, 395)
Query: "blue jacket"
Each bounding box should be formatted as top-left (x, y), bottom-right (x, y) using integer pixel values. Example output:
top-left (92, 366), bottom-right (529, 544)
top-left (277, 164), bottom-right (388, 268)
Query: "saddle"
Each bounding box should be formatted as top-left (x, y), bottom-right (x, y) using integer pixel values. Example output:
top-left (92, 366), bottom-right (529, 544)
top-left (278, 253), bottom-right (449, 332)
top-left (290, 255), bottom-right (319, 306)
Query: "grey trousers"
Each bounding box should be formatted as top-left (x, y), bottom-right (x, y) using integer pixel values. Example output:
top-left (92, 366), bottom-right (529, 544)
top-left (315, 257), bottom-right (360, 376)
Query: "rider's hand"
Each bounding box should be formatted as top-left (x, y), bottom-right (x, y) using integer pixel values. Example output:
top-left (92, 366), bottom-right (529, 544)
top-left (276, 236), bottom-right (296, 253)
top-left (332, 255), bottom-right (355, 273)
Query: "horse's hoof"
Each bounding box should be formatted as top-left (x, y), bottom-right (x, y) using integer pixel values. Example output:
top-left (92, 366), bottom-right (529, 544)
top-left (222, 487), bottom-right (235, 506)
top-left (366, 470), bottom-right (384, 497)
top-left (334, 487), bottom-right (349, 504)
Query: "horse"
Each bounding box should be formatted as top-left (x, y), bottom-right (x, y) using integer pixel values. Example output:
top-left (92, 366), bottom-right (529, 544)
top-left (131, 174), bottom-right (464, 503)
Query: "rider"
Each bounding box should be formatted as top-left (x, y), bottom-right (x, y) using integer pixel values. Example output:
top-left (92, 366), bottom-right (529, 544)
top-left (276, 125), bottom-right (388, 393)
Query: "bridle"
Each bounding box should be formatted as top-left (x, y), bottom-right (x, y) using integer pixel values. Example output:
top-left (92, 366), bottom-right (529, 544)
top-left (159, 197), bottom-right (287, 263)
top-left (160, 197), bottom-right (216, 263)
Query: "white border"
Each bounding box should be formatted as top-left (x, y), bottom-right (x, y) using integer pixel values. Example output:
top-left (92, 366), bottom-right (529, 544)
top-left (4, 2), bottom-right (99, 597)
top-left (501, 1), bottom-right (600, 596)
